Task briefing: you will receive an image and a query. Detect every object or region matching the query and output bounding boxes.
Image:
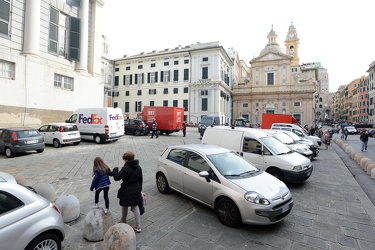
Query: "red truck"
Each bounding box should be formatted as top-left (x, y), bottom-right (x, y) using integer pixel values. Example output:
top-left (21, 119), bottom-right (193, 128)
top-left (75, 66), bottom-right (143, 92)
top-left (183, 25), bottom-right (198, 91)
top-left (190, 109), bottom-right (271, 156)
top-left (261, 113), bottom-right (300, 129)
top-left (139, 106), bottom-right (184, 135)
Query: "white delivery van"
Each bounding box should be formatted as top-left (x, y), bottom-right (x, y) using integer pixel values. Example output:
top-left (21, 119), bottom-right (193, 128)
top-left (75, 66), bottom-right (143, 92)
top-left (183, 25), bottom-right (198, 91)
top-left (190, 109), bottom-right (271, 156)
top-left (271, 123), bottom-right (322, 147)
top-left (202, 126), bottom-right (313, 184)
top-left (66, 107), bottom-right (124, 144)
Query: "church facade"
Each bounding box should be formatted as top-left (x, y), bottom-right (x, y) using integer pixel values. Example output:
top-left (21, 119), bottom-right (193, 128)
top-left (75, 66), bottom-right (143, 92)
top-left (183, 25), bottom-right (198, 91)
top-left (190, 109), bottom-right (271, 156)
top-left (232, 24), bottom-right (316, 127)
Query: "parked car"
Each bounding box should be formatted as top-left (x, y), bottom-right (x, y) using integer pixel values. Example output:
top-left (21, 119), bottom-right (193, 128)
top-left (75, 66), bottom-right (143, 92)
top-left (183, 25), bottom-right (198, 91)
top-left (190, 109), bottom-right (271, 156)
top-left (0, 171), bottom-right (65, 250)
top-left (368, 129), bottom-right (375, 138)
top-left (345, 126), bottom-right (358, 135)
top-left (331, 127), bottom-right (340, 134)
top-left (156, 144), bottom-right (294, 227)
top-left (282, 130), bottom-right (319, 158)
top-left (124, 119), bottom-right (150, 136)
top-left (0, 127), bottom-right (45, 158)
top-left (38, 123), bottom-right (81, 148)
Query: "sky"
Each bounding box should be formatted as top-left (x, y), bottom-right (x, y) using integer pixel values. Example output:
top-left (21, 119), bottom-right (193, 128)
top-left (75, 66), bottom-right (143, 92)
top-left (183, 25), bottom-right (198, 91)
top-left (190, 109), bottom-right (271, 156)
top-left (102, 0), bottom-right (375, 92)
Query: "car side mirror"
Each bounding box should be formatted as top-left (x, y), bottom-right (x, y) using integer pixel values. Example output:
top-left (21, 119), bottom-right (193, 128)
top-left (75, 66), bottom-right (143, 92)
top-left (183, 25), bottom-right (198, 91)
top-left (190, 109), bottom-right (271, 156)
top-left (199, 171), bottom-right (211, 182)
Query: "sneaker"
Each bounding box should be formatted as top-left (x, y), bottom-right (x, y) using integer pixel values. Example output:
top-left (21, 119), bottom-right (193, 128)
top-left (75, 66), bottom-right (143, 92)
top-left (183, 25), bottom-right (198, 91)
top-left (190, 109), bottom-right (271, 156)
top-left (94, 203), bottom-right (99, 209)
top-left (104, 208), bottom-right (108, 214)
top-left (133, 226), bottom-right (142, 233)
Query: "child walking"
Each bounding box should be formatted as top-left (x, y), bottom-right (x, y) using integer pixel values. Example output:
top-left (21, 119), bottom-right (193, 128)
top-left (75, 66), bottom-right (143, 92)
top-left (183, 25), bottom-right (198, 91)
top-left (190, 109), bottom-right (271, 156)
top-left (90, 157), bottom-right (113, 214)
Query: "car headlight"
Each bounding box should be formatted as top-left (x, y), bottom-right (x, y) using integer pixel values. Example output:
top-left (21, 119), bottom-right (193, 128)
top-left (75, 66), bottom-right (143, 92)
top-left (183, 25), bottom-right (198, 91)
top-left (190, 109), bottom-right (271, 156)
top-left (293, 165), bottom-right (302, 171)
top-left (244, 191), bottom-right (270, 205)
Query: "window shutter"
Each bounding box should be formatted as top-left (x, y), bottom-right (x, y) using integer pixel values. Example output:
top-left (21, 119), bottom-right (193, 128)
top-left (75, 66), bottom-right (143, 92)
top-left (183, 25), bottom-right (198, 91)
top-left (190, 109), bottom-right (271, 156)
top-left (135, 74), bottom-right (138, 84)
top-left (123, 75), bottom-right (126, 85)
top-left (0, 0), bottom-right (10, 37)
top-left (160, 71), bottom-right (164, 82)
top-left (142, 73), bottom-right (144, 83)
top-left (147, 73), bottom-right (150, 83)
top-left (155, 72), bottom-right (158, 83)
top-left (130, 74), bottom-right (133, 84)
top-left (49, 7), bottom-right (59, 53)
top-left (68, 16), bottom-right (80, 61)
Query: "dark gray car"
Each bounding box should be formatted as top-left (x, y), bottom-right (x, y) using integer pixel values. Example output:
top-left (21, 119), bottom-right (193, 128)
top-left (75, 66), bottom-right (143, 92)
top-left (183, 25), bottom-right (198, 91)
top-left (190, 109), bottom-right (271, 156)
top-left (124, 119), bottom-right (150, 136)
top-left (0, 127), bottom-right (45, 158)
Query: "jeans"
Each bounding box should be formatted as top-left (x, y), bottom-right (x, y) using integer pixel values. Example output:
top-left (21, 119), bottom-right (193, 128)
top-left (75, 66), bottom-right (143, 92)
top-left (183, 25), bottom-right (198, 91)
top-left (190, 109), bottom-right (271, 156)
top-left (95, 186), bottom-right (109, 209)
top-left (361, 141), bottom-right (368, 151)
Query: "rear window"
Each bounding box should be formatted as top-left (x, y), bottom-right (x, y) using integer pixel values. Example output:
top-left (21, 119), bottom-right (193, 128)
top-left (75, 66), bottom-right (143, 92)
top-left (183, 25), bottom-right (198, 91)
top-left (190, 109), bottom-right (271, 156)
top-left (17, 130), bottom-right (39, 138)
top-left (64, 125), bottom-right (78, 131)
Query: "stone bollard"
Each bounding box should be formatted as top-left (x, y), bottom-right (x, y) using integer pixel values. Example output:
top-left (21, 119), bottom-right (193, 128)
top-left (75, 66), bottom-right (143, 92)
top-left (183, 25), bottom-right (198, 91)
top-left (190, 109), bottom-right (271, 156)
top-left (354, 152), bottom-right (365, 164)
top-left (55, 194), bottom-right (80, 223)
top-left (372, 168), bottom-right (375, 179)
top-left (365, 161), bottom-right (374, 172)
top-left (347, 147), bottom-right (357, 159)
top-left (33, 183), bottom-right (56, 202)
top-left (359, 158), bottom-right (372, 171)
top-left (367, 163), bottom-right (375, 175)
top-left (84, 208), bottom-right (114, 242)
top-left (104, 223), bottom-right (136, 250)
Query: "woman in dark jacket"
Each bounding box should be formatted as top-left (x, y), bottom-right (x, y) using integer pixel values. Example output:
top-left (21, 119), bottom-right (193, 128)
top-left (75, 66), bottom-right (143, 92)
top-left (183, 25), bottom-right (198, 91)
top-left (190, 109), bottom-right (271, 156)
top-left (112, 151), bottom-right (143, 233)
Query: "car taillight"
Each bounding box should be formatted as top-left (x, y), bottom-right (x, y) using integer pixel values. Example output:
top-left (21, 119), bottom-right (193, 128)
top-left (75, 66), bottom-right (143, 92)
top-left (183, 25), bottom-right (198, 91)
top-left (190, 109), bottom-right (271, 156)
top-left (11, 131), bottom-right (18, 142)
top-left (60, 126), bottom-right (65, 132)
top-left (140, 124), bottom-right (143, 128)
top-left (105, 125), bottom-right (109, 134)
top-left (51, 203), bottom-right (61, 214)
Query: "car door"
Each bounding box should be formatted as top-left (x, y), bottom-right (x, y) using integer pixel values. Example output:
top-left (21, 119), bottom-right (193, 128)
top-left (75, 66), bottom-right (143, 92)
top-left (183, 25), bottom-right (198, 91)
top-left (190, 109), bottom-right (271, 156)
top-left (38, 125), bottom-right (51, 144)
top-left (165, 149), bottom-right (186, 192)
top-left (0, 129), bottom-right (6, 153)
top-left (182, 151), bottom-right (213, 206)
top-left (241, 137), bottom-right (266, 170)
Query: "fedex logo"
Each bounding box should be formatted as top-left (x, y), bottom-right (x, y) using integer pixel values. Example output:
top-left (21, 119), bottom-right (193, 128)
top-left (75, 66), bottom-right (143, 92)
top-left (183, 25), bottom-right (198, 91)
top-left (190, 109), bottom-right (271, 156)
top-left (109, 114), bottom-right (123, 120)
top-left (78, 114), bottom-right (103, 124)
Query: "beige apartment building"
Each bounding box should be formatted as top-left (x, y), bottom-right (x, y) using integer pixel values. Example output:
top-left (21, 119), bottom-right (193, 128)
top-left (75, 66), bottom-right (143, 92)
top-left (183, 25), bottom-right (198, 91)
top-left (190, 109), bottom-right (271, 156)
top-left (232, 23), bottom-right (316, 127)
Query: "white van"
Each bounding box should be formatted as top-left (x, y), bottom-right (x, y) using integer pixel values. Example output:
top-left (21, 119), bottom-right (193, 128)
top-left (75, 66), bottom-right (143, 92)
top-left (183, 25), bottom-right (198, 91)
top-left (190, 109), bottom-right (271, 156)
top-left (271, 123), bottom-right (322, 147)
top-left (66, 107), bottom-right (124, 144)
top-left (202, 126), bottom-right (313, 184)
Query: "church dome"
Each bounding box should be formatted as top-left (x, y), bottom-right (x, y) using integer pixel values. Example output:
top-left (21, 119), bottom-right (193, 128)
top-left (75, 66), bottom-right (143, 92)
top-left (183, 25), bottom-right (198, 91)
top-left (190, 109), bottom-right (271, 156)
top-left (259, 26), bottom-right (286, 57)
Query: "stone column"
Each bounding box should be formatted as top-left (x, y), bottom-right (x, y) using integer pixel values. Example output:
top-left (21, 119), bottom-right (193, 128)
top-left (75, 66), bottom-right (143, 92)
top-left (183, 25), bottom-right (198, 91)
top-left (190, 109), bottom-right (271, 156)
top-left (75, 0), bottom-right (89, 72)
top-left (23, 0), bottom-right (40, 56)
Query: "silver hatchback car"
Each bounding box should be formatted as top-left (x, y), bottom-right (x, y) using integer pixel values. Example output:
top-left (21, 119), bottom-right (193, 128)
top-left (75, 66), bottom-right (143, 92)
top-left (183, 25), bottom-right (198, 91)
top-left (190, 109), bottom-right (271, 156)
top-left (0, 172), bottom-right (65, 250)
top-left (156, 144), bottom-right (294, 227)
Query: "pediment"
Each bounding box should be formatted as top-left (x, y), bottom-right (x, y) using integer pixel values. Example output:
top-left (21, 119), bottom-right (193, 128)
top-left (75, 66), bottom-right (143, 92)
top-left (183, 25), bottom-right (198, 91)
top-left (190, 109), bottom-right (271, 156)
top-left (251, 52), bottom-right (291, 63)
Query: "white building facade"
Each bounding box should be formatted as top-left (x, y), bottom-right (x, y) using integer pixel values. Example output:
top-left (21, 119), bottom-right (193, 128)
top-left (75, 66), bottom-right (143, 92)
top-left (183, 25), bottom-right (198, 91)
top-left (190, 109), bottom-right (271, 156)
top-left (0, 0), bottom-right (106, 127)
top-left (112, 42), bottom-right (233, 125)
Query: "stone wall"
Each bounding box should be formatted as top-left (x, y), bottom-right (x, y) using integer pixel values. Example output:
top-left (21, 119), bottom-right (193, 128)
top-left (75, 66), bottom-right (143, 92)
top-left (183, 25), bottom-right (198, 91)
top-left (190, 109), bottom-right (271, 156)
top-left (0, 105), bottom-right (72, 128)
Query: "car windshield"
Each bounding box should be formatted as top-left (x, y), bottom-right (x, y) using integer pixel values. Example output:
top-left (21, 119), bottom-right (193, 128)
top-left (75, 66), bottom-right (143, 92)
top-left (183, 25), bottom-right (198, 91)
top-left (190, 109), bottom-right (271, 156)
top-left (284, 131), bottom-right (301, 141)
top-left (207, 152), bottom-right (259, 177)
top-left (259, 136), bottom-right (292, 155)
top-left (272, 133), bottom-right (294, 144)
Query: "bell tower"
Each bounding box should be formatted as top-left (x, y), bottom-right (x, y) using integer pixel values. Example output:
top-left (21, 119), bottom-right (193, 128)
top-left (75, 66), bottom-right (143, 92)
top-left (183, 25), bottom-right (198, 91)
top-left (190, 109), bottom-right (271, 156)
top-left (285, 22), bottom-right (300, 66)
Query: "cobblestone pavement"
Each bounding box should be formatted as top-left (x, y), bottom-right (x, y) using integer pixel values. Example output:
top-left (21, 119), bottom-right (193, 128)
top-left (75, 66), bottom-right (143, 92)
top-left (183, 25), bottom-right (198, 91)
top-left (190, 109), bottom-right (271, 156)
top-left (1, 127), bottom-right (375, 250)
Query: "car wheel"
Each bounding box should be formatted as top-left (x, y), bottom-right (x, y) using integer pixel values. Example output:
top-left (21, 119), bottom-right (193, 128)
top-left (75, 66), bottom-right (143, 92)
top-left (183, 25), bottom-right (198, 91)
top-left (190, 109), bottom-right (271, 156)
top-left (94, 135), bottom-right (102, 144)
top-left (156, 173), bottom-right (170, 194)
top-left (134, 130), bottom-right (141, 136)
top-left (73, 141), bottom-right (80, 145)
top-left (216, 198), bottom-right (242, 227)
top-left (53, 139), bottom-right (61, 148)
top-left (36, 149), bottom-right (44, 153)
top-left (5, 147), bottom-right (14, 158)
top-left (267, 168), bottom-right (285, 182)
top-left (25, 233), bottom-right (61, 250)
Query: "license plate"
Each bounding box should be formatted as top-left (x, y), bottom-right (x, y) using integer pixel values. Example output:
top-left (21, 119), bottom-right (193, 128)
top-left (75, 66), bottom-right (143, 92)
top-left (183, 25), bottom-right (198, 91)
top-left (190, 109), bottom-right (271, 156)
top-left (68, 133), bottom-right (77, 136)
top-left (110, 133), bottom-right (116, 136)
top-left (26, 140), bottom-right (38, 144)
top-left (281, 204), bottom-right (290, 213)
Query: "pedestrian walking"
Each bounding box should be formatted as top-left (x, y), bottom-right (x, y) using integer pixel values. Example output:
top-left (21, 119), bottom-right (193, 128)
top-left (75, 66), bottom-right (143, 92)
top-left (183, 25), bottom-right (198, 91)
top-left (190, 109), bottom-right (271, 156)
top-left (317, 127), bottom-right (323, 140)
top-left (182, 121), bottom-right (186, 137)
top-left (323, 130), bottom-right (331, 149)
top-left (150, 118), bottom-right (158, 138)
top-left (360, 130), bottom-right (369, 152)
top-left (112, 151), bottom-right (143, 233)
top-left (90, 157), bottom-right (113, 214)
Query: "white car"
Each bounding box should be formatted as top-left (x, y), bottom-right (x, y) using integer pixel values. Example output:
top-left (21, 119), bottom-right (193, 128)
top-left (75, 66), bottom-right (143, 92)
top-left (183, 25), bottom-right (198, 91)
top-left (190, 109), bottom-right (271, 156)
top-left (156, 144), bottom-right (294, 227)
top-left (38, 123), bottom-right (81, 148)
top-left (0, 171), bottom-right (65, 250)
top-left (264, 129), bottom-right (314, 159)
